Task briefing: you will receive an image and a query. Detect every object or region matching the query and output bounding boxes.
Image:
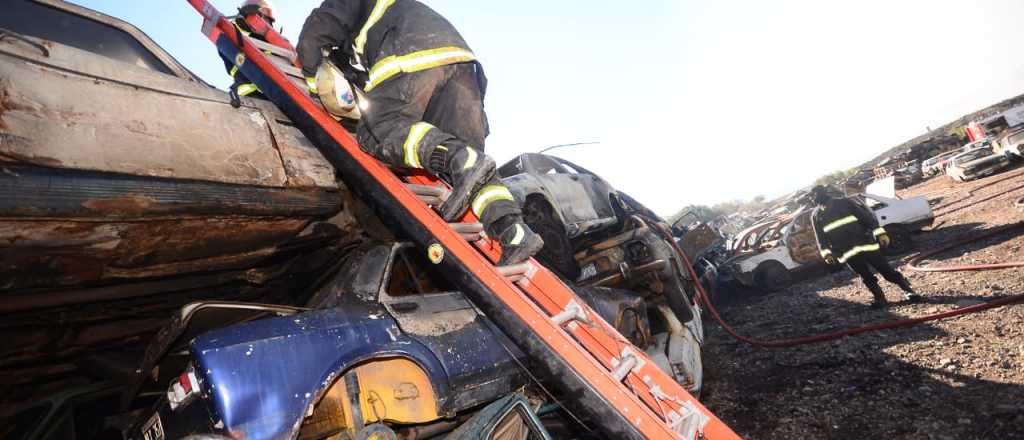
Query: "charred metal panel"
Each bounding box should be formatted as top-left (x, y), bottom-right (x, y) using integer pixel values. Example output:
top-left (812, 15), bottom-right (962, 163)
top-left (0, 217), bottom-right (311, 291)
top-left (0, 166), bottom-right (340, 219)
top-left (0, 39), bottom-right (288, 186)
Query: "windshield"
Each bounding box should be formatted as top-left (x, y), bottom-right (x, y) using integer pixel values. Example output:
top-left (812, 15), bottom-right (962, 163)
top-left (1008, 132), bottom-right (1024, 145)
top-left (954, 149), bottom-right (992, 165)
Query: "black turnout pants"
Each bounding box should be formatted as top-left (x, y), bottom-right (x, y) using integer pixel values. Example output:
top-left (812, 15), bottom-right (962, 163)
top-left (845, 250), bottom-right (906, 287)
top-left (357, 62), bottom-right (519, 226)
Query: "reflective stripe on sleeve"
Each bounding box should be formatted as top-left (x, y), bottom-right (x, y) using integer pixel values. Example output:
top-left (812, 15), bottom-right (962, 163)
top-left (873, 227), bottom-right (887, 237)
top-left (472, 185), bottom-right (515, 217)
top-left (353, 0), bottom-right (396, 58)
top-left (837, 243), bottom-right (881, 264)
top-left (821, 249), bottom-right (833, 258)
top-left (403, 122), bottom-right (434, 169)
top-left (365, 47), bottom-right (476, 92)
top-left (462, 148), bottom-right (478, 170)
top-left (822, 215), bottom-right (858, 233)
top-left (236, 83), bottom-right (259, 96)
top-left (510, 224), bottom-right (525, 246)
top-left (305, 76), bottom-right (318, 94)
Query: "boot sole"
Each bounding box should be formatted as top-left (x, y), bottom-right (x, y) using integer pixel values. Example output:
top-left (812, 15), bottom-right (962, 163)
top-left (440, 161), bottom-right (497, 221)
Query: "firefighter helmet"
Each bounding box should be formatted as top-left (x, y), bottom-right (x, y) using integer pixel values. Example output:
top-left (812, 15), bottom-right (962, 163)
top-left (239, 0), bottom-right (277, 23)
top-left (315, 60), bottom-right (359, 119)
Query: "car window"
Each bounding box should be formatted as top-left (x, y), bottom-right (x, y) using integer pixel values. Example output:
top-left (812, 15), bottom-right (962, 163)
top-left (386, 247), bottom-right (456, 296)
top-left (1, 0), bottom-right (174, 75)
top-left (954, 149), bottom-right (992, 165)
top-left (528, 155), bottom-right (570, 175)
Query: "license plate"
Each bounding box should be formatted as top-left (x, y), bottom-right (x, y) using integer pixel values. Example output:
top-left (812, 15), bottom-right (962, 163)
top-left (141, 412), bottom-right (164, 440)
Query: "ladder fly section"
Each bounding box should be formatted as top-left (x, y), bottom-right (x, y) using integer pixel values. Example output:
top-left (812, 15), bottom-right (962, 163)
top-left (186, 2), bottom-right (739, 439)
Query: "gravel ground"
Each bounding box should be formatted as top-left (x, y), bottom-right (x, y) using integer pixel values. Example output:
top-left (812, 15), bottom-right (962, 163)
top-left (701, 165), bottom-right (1024, 439)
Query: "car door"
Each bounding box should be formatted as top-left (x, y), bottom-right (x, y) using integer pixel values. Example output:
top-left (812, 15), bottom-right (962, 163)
top-left (376, 243), bottom-right (527, 411)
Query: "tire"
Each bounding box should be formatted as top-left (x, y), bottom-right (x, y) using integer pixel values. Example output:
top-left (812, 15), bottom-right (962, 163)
top-left (753, 260), bottom-right (791, 292)
top-left (884, 224), bottom-right (914, 255)
top-left (522, 197), bottom-right (580, 280)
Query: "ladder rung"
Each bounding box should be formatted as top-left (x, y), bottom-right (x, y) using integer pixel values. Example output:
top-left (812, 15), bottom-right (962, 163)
top-left (449, 222), bottom-right (484, 241)
top-left (249, 36), bottom-right (296, 60)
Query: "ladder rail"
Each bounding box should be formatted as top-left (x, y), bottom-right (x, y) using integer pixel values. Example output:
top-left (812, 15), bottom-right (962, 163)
top-left (185, 3), bottom-right (739, 439)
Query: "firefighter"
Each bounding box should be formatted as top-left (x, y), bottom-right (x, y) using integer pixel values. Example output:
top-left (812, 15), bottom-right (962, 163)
top-left (220, 0), bottom-right (278, 101)
top-left (295, 0), bottom-right (544, 265)
top-left (809, 186), bottom-right (922, 308)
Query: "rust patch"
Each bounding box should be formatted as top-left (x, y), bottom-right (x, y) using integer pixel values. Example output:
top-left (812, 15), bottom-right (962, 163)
top-left (0, 147), bottom-right (61, 167)
top-left (82, 195), bottom-right (158, 216)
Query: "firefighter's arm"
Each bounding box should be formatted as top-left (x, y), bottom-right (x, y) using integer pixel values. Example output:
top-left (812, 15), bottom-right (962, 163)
top-left (811, 210), bottom-right (837, 265)
top-left (848, 199), bottom-right (888, 244)
top-left (296, 0), bottom-right (362, 77)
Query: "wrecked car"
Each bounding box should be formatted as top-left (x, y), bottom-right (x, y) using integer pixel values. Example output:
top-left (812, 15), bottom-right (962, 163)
top-left (121, 241), bottom-right (703, 439)
top-left (2, 1), bottom-right (359, 438)
top-left (946, 147), bottom-right (1013, 182)
top-left (723, 192), bottom-right (934, 291)
top-left (499, 153), bottom-right (704, 328)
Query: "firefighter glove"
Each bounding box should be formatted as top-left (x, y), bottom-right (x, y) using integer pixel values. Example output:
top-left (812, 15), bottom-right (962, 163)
top-left (824, 254), bottom-right (838, 265)
top-left (878, 233), bottom-right (891, 248)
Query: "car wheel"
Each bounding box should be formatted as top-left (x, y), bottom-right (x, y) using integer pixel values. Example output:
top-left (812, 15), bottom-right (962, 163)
top-left (753, 260), bottom-right (790, 292)
top-left (884, 224), bottom-right (914, 255)
top-left (522, 197), bottom-right (580, 280)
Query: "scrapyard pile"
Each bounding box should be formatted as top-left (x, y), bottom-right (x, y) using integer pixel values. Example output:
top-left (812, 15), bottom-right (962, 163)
top-left (700, 167), bottom-right (1024, 439)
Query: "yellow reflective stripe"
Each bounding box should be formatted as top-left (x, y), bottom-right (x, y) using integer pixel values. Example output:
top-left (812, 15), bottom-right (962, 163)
top-left (353, 0), bottom-right (396, 57)
top-left (365, 47), bottom-right (476, 92)
top-left (510, 224), bottom-right (525, 246)
top-left (229, 65), bottom-right (240, 77)
top-left (472, 185), bottom-right (515, 217)
top-left (233, 22), bottom-right (251, 36)
top-left (462, 148), bottom-right (478, 170)
top-left (822, 215), bottom-right (858, 233)
top-left (873, 227), bottom-right (887, 237)
top-left (403, 122), bottom-right (434, 168)
top-left (236, 83), bottom-right (259, 96)
top-left (838, 243), bottom-right (881, 264)
top-left (435, 145), bottom-right (448, 152)
top-left (305, 76), bottom-right (318, 94)
top-left (821, 249), bottom-right (833, 258)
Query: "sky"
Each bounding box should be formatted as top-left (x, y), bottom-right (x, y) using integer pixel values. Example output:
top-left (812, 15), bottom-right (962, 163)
top-left (75, 0), bottom-right (1024, 215)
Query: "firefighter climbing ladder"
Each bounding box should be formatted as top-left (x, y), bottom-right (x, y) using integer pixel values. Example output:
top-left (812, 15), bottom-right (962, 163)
top-left (186, 2), bottom-right (739, 439)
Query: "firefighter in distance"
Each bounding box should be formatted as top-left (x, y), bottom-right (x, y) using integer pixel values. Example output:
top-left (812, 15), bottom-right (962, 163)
top-left (810, 186), bottom-right (922, 308)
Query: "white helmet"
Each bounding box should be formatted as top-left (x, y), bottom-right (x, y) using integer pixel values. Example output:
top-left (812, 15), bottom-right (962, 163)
top-left (315, 60), bottom-right (360, 120)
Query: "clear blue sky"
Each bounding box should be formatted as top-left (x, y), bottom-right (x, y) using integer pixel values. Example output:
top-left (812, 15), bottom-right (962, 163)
top-left (75, 0), bottom-right (1024, 215)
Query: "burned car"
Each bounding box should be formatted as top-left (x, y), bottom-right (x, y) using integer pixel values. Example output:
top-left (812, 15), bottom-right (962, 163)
top-left (723, 192), bottom-right (934, 291)
top-left (1, 1), bottom-right (358, 438)
top-left (499, 154), bottom-right (703, 326)
top-left (121, 241), bottom-right (703, 439)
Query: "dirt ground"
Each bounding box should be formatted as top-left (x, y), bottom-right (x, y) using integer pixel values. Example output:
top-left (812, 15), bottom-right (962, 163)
top-left (701, 166), bottom-right (1024, 439)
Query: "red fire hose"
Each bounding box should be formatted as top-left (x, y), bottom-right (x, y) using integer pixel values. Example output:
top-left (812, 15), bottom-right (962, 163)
top-left (642, 218), bottom-right (1024, 349)
top-left (908, 222), bottom-right (1024, 272)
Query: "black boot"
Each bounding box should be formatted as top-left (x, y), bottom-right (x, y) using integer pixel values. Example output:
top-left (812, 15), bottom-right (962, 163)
top-left (490, 216), bottom-right (544, 266)
top-left (867, 282), bottom-right (888, 309)
top-left (437, 146), bottom-right (496, 221)
top-left (896, 278), bottom-right (922, 303)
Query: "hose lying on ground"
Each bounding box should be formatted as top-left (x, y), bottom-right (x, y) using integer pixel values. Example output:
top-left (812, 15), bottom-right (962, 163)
top-left (640, 217), bottom-right (1024, 349)
top-left (908, 222), bottom-right (1024, 272)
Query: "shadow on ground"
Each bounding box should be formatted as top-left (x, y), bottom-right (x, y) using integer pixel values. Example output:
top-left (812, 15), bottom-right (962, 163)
top-left (701, 282), bottom-right (1024, 439)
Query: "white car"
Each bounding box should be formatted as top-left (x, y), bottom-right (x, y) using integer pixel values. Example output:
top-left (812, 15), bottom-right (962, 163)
top-left (996, 128), bottom-right (1024, 158)
top-left (725, 193), bottom-right (934, 291)
top-left (946, 148), bottom-right (1012, 182)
